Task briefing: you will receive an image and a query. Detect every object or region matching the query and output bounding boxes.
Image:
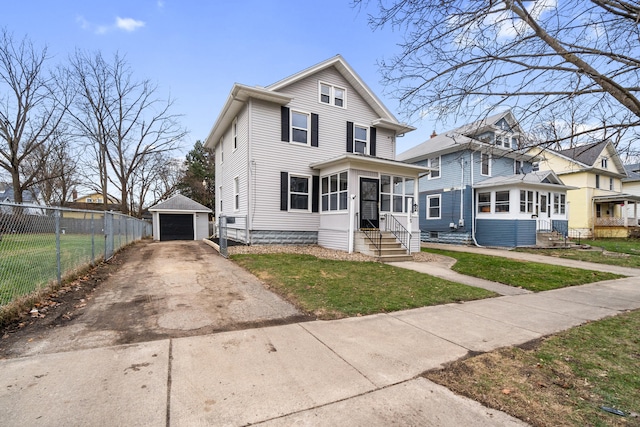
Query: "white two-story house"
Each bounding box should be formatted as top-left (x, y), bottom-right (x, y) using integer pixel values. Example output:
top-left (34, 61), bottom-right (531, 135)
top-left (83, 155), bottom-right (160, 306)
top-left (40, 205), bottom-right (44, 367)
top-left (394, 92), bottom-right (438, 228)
top-left (204, 56), bottom-right (430, 257)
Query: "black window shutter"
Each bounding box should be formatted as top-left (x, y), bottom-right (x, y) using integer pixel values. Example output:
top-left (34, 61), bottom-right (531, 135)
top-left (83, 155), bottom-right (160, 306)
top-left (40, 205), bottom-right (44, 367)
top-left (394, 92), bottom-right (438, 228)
top-left (281, 107), bottom-right (290, 142)
top-left (370, 127), bottom-right (377, 157)
top-left (346, 121), bottom-right (354, 153)
top-left (312, 175), bottom-right (319, 212)
top-left (311, 113), bottom-right (319, 147)
top-left (280, 172), bottom-right (289, 211)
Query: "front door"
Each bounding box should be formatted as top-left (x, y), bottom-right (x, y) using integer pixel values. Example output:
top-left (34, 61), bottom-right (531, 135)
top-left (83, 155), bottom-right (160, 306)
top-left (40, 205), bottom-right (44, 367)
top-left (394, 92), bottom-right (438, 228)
top-left (360, 178), bottom-right (379, 228)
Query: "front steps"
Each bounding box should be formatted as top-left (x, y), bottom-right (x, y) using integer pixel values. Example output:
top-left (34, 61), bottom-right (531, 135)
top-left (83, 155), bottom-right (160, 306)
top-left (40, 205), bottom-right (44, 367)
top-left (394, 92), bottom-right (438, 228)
top-left (355, 230), bottom-right (413, 262)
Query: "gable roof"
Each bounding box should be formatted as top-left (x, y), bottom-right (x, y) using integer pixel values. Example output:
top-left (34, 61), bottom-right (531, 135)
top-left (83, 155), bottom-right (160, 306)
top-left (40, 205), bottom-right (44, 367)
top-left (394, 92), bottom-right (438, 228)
top-left (397, 110), bottom-right (534, 163)
top-left (268, 55), bottom-right (400, 124)
top-left (148, 194), bottom-right (212, 212)
top-left (623, 163), bottom-right (640, 182)
top-left (473, 170), bottom-right (576, 190)
top-left (205, 55), bottom-right (415, 149)
top-left (0, 184), bottom-right (41, 204)
top-left (546, 140), bottom-right (627, 177)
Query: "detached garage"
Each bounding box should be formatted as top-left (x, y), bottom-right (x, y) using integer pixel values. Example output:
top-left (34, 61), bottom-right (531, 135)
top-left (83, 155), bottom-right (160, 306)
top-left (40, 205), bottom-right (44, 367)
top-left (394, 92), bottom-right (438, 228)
top-left (149, 194), bottom-right (212, 241)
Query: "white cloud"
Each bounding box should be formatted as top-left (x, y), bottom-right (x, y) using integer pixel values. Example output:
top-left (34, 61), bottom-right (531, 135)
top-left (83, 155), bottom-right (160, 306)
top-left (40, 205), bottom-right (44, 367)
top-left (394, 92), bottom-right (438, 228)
top-left (157, 0), bottom-right (165, 8)
top-left (115, 17), bottom-right (145, 32)
top-left (77, 16), bottom-right (146, 34)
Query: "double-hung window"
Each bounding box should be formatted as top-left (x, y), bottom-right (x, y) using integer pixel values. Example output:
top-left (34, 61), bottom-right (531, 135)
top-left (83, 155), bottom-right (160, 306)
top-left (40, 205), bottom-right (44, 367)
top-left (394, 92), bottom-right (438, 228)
top-left (426, 195), bottom-right (441, 219)
top-left (495, 191), bottom-right (510, 213)
top-left (428, 157), bottom-right (440, 179)
top-left (321, 172), bottom-right (348, 211)
top-left (478, 192), bottom-right (491, 213)
top-left (520, 190), bottom-right (534, 213)
top-left (553, 193), bottom-right (566, 214)
top-left (319, 82), bottom-right (346, 108)
top-left (232, 118), bottom-right (238, 151)
top-left (233, 177), bottom-right (239, 211)
top-left (289, 175), bottom-right (310, 211)
top-left (354, 125), bottom-right (368, 154)
top-left (481, 153), bottom-right (491, 176)
top-left (291, 111), bottom-right (310, 144)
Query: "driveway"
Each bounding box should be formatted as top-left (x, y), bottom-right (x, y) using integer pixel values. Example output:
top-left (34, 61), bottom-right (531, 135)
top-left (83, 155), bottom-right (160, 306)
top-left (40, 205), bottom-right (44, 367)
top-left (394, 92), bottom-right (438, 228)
top-left (0, 240), bottom-right (305, 358)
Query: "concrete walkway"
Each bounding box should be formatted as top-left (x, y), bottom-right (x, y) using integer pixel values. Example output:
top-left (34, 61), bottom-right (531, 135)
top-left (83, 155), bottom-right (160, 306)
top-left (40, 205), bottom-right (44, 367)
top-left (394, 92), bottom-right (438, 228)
top-left (1, 248), bottom-right (639, 426)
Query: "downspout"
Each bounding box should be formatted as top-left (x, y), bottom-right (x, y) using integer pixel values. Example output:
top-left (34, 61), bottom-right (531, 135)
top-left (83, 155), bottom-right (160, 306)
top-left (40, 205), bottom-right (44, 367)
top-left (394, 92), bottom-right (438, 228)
top-left (460, 158), bottom-right (464, 227)
top-left (247, 99), bottom-right (253, 243)
top-left (470, 150), bottom-right (484, 247)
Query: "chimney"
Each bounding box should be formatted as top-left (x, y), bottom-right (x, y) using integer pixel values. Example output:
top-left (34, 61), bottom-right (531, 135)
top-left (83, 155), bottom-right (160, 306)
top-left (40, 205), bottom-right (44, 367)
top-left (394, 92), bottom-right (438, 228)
top-left (431, 130), bottom-right (437, 139)
top-left (72, 189), bottom-right (78, 201)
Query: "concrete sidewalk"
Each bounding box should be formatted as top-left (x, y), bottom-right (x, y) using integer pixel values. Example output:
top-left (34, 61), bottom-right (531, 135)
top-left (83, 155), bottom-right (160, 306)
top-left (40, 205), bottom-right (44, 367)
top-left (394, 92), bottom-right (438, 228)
top-left (1, 274), bottom-right (638, 426)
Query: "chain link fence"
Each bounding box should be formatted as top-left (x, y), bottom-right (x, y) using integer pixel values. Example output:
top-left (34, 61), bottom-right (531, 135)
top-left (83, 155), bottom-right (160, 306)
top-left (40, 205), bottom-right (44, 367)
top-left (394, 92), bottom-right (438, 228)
top-left (0, 202), bottom-right (152, 308)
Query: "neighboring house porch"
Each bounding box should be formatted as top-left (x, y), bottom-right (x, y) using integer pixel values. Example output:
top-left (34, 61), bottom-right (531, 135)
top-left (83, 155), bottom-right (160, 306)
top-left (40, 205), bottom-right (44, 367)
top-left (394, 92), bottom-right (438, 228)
top-left (591, 194), bottom-right (640, 238)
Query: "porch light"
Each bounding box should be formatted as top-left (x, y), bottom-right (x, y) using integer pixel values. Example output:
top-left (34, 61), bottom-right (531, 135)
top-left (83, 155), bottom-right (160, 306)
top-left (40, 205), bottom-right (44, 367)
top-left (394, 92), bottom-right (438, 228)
top-left (412, 203), bottom-right (419, 213)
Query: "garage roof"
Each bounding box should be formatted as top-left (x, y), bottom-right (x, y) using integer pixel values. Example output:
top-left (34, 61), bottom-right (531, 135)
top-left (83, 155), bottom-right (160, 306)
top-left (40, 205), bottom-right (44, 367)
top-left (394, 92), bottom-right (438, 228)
top-left (148, 194), bottom-right (212, 213)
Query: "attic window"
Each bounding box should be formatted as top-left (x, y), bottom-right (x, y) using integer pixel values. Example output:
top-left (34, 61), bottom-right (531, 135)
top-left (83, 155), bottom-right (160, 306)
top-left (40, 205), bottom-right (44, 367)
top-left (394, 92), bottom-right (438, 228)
top-left (319, 82), bottom-right (346, 108)
top-left (601, 157), bottom-right (608, 168)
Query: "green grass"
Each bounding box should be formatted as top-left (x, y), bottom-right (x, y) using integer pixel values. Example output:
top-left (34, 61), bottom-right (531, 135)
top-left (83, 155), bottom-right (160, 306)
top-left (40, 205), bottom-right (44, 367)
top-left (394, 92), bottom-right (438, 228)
top-left (535, 310), bottom-right (640, 425)
top-left (231, 253), bottom-right (496, 318)
top-left (517, 238), bottom-right (640, 269)
top-left (580, 238), bottom-right (640, 255)
top-left (427, 309), bottom-right (640, 426)
top-left (0, 233), bottom-right (106, 305)
top-left (423, 248), bottom-right (623, 291)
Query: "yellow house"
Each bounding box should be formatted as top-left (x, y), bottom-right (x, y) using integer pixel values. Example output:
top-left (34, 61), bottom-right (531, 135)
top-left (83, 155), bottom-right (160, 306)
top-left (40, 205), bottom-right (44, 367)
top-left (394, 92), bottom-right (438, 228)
top-left (531, 140), bottom-right (640, 238)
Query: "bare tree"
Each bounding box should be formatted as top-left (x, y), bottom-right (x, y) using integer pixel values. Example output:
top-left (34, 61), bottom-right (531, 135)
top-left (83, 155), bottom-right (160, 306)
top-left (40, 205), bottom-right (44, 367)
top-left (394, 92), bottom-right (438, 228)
top-left (128, 152), bottom-right (182, 217)
top-left (23, 127), bottom-right (80, 205)
top-left (359, 0), bottom-right (640, 149)
top-left (68, 51), bottom-right (186, 214)
top-left (0, 29), bottom-right (71, 204)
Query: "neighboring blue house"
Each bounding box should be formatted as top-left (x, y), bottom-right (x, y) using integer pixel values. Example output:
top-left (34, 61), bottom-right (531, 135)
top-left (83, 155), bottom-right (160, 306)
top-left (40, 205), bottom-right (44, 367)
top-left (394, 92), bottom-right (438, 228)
top-left (397, 111), bottom-right (573, 247)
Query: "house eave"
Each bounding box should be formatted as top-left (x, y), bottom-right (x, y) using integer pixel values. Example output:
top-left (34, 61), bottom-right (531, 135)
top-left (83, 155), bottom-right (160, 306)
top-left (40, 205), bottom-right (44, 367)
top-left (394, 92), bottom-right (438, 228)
top-left (371, 118), bottom-right (416, 135)
top-left (309, 153), bottom-right (432, 174)
top-left (204, 84), bottom-right (293, 150)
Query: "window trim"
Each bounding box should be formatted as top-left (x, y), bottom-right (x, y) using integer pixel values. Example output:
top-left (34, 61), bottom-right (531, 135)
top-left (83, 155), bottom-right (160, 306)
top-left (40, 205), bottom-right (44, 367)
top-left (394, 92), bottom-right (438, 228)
top-left (232, 118), bottom-right (238, 151)
top-left (494, 190), bottom-right (510, 213)
top-left (514, 159), bottom-right (524, 174)
top-left (481, 152), bottom-right (491, 176)
top-left (289, 174), bottom-right (311, 212)
top-left (595, 174), bottom-right (600, 189)
top-left (321, 171), bottom-right (348, 212)
top-left (520, 190), bottom-right (534, 214)
top-left (380, 175), bottom-right (415, 213)
top-left (478, 191), bottom-right (491, 213)
top-left (290, 110), bottom-right (311, 146)
top-left (428, 156), bottom-right (441, 179)
top-left (426, 194), bottom-right (441, 219)
top-left (353, 123), bottom-right (369, 155)
top-left (318, 81), bottom-right (347, 108)
top-left (233, 176), bottom-right (239, 211)
top-left (609, 177), bottom-right (614, 191)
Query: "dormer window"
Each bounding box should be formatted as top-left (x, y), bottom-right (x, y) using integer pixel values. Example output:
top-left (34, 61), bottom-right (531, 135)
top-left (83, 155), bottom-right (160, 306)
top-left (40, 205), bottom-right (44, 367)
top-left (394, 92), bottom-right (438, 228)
top-left (319, 82), bottom-right (346, 108)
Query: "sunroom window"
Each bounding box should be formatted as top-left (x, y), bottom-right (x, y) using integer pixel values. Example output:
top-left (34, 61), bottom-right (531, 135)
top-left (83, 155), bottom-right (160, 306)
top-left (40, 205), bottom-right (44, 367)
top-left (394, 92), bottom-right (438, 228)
top-left (321, 172), bottom-right (348, 211)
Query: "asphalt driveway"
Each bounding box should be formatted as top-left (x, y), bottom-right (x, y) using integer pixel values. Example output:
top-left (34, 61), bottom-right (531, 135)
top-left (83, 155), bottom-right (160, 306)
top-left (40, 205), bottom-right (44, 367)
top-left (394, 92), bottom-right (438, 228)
top-left (0, 240), bottom-right (304, 358)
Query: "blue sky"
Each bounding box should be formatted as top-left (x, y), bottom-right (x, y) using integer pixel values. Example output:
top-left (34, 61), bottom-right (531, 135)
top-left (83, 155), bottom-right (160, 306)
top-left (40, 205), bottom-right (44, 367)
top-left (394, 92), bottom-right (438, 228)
top-left (4, 0), bottom-right (441, 156)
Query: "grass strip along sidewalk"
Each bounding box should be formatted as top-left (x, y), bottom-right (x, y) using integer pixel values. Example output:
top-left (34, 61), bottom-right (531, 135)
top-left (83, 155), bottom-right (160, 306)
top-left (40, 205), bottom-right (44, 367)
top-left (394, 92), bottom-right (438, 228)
top-left (231, 253), bottom-right (495, 319)
top-left (426, 309), bottom-right (640, 427)
top-left (518, 238), bottom-right (640, 269)
top-left (422, 248), bottom-right (623, 292)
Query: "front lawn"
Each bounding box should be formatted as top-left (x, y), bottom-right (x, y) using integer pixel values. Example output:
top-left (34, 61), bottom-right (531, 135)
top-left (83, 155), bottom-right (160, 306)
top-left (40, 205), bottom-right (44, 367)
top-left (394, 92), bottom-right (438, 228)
top-left (517, 239), bottom-right (640, 269)
top-left (426, 309), bottom-right (640, 426)
top-left (422, 248), bottom-right (623, 291)
top-left (231, 253), bottom-right (495, 319)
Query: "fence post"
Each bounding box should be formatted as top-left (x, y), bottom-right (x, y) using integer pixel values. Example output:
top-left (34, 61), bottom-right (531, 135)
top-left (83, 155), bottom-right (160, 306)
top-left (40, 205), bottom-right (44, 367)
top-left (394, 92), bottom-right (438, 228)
top-left (55, 210), bottom-right (62, 285)
top-left (91, 212), bottom-right (95, 264)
